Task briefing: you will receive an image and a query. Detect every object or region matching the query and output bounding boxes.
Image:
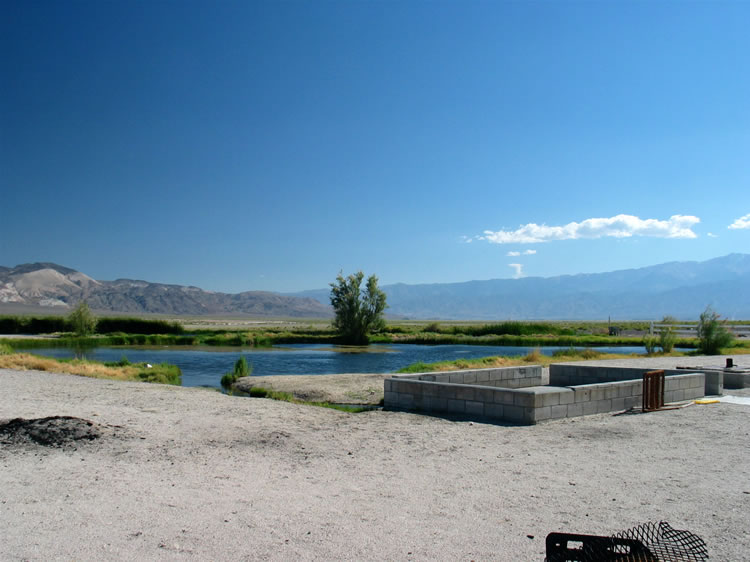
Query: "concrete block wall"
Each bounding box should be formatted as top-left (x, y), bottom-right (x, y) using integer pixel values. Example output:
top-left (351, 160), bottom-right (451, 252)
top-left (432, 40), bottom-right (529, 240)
top-left (396, 365), bottom-right (543, 389)
top-left (384, 371), bottom-right (705, 425)
top-left (550, 365), bottom-right (719, 395)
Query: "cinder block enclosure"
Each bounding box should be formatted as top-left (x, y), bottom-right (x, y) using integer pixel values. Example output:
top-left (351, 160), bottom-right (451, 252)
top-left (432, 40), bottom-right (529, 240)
top-left (385, 365), bottom-right (706, 425)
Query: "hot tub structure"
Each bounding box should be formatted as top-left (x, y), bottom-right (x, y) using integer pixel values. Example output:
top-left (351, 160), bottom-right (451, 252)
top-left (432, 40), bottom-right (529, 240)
top-left (384, 362), bottom-right (713, 425)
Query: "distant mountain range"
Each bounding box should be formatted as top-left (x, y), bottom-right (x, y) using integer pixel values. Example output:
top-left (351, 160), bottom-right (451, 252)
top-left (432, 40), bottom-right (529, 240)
top-left (2, 254), bottom-right (749, 320)
top-left (291, 253), bottom-right (750, 320)
top-left (0, 263), bottom-right (329, 317)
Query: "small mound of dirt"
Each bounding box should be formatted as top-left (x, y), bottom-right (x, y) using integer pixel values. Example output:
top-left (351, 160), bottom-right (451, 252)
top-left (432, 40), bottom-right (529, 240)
top-left (0, 416), bottom-right (103, 447)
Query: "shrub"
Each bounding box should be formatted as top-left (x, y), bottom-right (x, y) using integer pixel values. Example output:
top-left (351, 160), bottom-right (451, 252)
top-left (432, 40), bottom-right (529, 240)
top-left (697, 306), bottom-right (733, 355)
top-left (96, 317), bottom-right (184, 335)
top-left (644, 335), bottom-right (658, 355)
top-left (68, 302), bottom-right (96, 336)
top-left (221, 356), bottom-right (252, 389)
top-left (0, 343), bottom-right (13, 355)
top-left (658, 327), bottom-right (677, 353)
top-left (423, 322), bottom-right (441, 333)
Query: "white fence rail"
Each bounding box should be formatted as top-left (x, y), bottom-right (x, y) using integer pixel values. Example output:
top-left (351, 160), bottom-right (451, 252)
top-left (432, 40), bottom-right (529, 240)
top-left (650, 322), bottom-right (750, 338)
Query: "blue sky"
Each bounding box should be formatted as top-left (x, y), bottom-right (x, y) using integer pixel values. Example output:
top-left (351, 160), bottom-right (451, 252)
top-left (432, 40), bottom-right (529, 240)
top-left (2, 1), bottom-right (749, 293)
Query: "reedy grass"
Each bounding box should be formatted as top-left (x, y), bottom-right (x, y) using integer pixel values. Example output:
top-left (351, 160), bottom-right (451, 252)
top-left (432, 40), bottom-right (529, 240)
top-left (0, 352), bottom-right (181, 385)
top-left (396, 348), bottom-right (643, 373)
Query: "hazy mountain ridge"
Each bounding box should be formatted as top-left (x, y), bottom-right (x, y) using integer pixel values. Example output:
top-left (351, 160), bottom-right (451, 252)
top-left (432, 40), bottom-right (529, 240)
top-left (291, 254), bottom-right (750, 320)
top-left (2, 254), bottom-right (749, 320)
top-left (0, 263), bottom-right (330, 317)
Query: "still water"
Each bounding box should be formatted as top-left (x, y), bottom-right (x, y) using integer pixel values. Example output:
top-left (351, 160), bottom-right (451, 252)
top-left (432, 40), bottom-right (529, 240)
top-left (28, 343), bottom-right (653, 389)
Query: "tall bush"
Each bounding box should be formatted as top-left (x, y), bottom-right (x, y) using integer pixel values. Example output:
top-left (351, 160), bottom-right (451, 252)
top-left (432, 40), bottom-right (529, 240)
top-left (697, 306), bottom-right (733, 355)
top-left (658, 327), bottom-right (677, 353)
top-left (221, 356), bottom-right (252, 388)
top-left (68, 302), bottom-right (96, 336)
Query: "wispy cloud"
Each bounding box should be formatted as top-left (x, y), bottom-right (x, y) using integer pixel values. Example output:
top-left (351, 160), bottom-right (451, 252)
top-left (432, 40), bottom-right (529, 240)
top-left (708, 232), bottom-right (718, 238)
top-left (728, 213), bottom-right (750, 230)
top-left (508, 263), bottom-right (523, 279)
top-left (460, 235), bottom-right (474, 243)
top-left (506, 249), bottom-right (537, 257)
top-left (480, 214), bottom-right (700, 244)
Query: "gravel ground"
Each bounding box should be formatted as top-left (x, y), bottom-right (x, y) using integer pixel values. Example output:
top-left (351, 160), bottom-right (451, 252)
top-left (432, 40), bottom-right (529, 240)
top-left (1, 368), bottom-right (749, 561)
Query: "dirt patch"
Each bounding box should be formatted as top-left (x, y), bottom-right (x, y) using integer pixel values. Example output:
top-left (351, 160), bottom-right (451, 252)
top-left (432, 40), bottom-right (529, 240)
top-left (0, 416), bottom-right (104, 448)
top-left (234, 373), bottom-right (389, 405)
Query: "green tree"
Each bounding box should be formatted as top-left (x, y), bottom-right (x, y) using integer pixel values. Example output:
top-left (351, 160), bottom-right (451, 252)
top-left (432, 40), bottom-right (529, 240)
top-left (68, 301), bottom-right (96, 336)
top-left (329, 271), bottom-right (387, 345)
top-left (697, 306), bottom-right (733, 355)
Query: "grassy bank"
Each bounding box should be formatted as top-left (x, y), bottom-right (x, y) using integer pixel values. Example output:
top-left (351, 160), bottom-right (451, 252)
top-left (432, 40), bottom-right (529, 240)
top-left (396, 347), bottom-right (678, 373)
top-left (0, 350), bottom-right (181, 385)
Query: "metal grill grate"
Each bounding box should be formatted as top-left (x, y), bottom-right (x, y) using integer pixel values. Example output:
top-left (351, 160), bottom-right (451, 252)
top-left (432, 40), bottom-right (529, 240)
top-left (545, 521), bottom-right (708, 561)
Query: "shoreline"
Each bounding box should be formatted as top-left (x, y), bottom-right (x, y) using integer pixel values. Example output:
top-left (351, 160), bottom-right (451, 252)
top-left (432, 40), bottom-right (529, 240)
top-left (2, 368), bottom-right (749, 560)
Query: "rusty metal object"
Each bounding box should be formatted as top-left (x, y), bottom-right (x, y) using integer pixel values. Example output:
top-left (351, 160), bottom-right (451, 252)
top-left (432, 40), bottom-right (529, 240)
top-left (642, 370), bottom-right (665, 412)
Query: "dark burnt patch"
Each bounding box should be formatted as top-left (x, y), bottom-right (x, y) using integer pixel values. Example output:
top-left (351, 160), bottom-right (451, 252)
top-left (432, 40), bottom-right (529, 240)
top-left (0, 416), bottom-right (104, 448)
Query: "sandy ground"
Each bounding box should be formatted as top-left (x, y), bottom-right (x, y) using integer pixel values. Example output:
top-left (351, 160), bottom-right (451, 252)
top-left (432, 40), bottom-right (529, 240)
top-left (1, 368), bottom-right (749, 561)
top-left (235, 373), bottom-right (391, 405)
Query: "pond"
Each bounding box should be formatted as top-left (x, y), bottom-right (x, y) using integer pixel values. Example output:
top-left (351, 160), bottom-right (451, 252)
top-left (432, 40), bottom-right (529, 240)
top-left (27, 343), bottom-right (655, 389)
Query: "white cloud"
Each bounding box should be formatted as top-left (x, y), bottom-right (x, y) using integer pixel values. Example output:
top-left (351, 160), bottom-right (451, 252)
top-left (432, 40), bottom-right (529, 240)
top-left (728, 213), bottom-right (750, 230)
top-left (506, 249), bottom-right (536, 257)
top-left (708, 232), bottom-right (718, 238)
top-left (508, 263), bottom-right (523, 279)
top-left (480, 214), bottom-right (700, 244)
top-left (460, 235), bottom-right (474, 243)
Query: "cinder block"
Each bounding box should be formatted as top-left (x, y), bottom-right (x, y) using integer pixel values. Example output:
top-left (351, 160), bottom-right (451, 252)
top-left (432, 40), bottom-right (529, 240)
top-left (567, 403), bottom-right (583, 417)
top-left (384, 391), bottom-right (397, 406)
top-left (665, 378), bottom-right (679, 391)
top-left (475, 387), bottom-right (495, 403)
top-left (611, 397), bottom-right (626, 411)
top-left (559, 389), bottom-right (575, 405)
top-left (484, 403), bottom-right (504, 419)
top-left (449, 373), bottom-right (463, 384)
top-left (384, 379), bottom-right (393, 392)
top-left (533, 406), bottom-right (552, 422)
top-left (476, 371), bottom-right (490, 383)
top-left (684, 387), bottom-right (703, 400)
top-left (463, 372), bottom-right (478, 384)
top-left (590, 387), bottom-right (605, 401)
top-left (595, 399), bottom-right (613, 413)
top-left (428, 397), bottom-right (448, 412)
top-left (436, 385), bottom-right (454, 399)
top-left (495, 391), bottom-right (515, 406)
top-left (397, 394), bottom-right (414, 408)
top-left (582, 401), bottom-right (598, 416)
top-left (503, 405), bottom-right (524, 422)
top-left (624, 396), bottom-right (639, 409)
top-left (422, 383), bottom-right (439, 397)
top-left (514, 392), bottom-right (534, 407)
top-left (575, 389), bottom-right (591, 403)
top-left (455, 386), bottom-right (476, 401)
top-left (465, 401), bottom-right (484, 416)
top-left (604, 386), bottom-right (618, 400)
top-left (550, 404), bottom-right (568, 419)
top-left (447, 399), bottom-right (465, 413)
top-left (542, 392), bottom-right (561, 407)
